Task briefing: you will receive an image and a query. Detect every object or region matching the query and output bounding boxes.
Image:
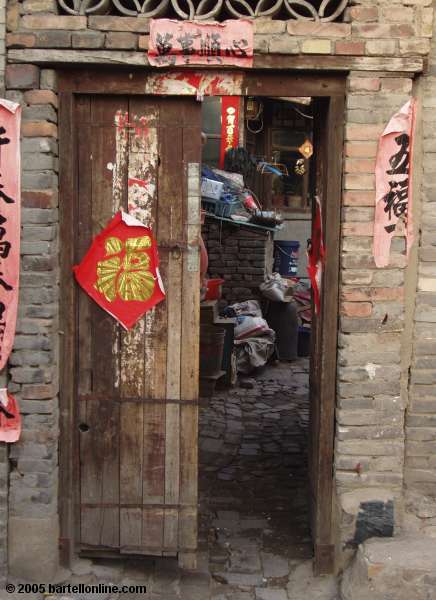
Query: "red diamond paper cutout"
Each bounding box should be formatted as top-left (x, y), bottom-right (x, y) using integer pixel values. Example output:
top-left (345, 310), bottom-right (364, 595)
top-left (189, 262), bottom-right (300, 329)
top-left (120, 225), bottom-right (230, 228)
top-left (73, 211), bottom-right (165, 330)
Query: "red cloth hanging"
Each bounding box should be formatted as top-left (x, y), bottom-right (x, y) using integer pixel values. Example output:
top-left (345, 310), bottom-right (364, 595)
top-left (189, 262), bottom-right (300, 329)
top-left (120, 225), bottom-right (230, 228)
top-left (0, 390), bottom-right (21, 443)
top-left (73, 211), bottom-right (165, 330)
top-left (307, 196), bottom-right (325, 315)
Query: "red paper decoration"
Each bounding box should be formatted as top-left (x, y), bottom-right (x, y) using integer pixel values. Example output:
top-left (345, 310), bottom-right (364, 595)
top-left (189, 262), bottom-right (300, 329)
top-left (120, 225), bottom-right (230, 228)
top-left (73, 211), bottom-right (165, 330)
top-left (0, 390), bottom-right (21, 443)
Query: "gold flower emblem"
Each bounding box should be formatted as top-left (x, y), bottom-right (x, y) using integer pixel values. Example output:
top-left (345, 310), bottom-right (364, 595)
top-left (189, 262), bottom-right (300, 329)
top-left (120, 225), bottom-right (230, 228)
top-left (95, 235), bottom-right (155, 302)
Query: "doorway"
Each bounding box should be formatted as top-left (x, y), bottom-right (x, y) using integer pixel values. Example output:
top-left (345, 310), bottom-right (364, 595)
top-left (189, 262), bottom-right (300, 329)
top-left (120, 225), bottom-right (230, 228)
top-left (198, 91), bottom-right (344, 576)
top-left (58, 70), bottom-right (345, 576)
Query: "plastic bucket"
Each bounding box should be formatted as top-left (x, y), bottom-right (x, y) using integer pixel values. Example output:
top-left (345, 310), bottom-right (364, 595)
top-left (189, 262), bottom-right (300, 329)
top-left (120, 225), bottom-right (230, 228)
top-left (200, 326), bottom-right (226, 376)
top-left (273, 241), bottom-right (300, 277)
top-left (205, 278), bottom-right (225, 301)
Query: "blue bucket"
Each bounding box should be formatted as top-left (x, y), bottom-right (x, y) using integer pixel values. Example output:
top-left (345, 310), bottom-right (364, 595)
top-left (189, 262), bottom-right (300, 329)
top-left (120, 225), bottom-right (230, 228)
top-left (273, 241), bottom-right (300, 277)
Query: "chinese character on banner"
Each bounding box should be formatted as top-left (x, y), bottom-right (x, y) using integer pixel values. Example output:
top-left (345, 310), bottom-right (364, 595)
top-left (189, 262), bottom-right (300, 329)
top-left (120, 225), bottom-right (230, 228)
top-left (373, 99), bottom-right (416, 268)
top-left (219, 97), bottom-right (240, 168)
top-left (149, 19), bottom-right (253, 68)
top-left (0, 388), bottom-right (21, 443)
top-left (307, 196), bottom-right (325, 315)
top-left (0, 99), bottom-right (21, 372)
top-left (73, 211), bottom-right (165, 330)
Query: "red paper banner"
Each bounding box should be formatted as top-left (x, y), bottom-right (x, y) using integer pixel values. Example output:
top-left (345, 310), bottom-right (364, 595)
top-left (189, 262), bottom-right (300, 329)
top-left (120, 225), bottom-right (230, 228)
top-left (0, 100), bottom-right (21, 371)
top-left (149, 19), bottom-right (253, 68)
top-left (373, 99), bottom-right (416, 268)
top-left (73, 211), bottom-right (165, 330)
top-left (0, 389), bottom-right (21, 443)
top-left (219, 96), bottom-right (240, 168)
top-left (307, 196), bottom-right (325, 315)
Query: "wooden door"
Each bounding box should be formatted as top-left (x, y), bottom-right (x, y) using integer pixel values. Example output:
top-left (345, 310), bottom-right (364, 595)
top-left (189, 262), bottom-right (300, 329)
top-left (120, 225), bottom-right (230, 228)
top-left (309, 96), bottom-right (344, 575)
top-left (61, 94), bottom-right (201, 567)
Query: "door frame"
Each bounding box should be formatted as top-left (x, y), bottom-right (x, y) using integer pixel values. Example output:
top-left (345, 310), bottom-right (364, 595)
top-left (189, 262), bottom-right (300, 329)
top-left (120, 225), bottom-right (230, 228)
top-left (58, 68), bottom-right (345, 572)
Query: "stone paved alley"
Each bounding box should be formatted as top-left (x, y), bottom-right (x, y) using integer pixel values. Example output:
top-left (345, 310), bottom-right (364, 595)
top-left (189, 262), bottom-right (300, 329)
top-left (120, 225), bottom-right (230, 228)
top-left (3, 359), bottom-right (339, 600)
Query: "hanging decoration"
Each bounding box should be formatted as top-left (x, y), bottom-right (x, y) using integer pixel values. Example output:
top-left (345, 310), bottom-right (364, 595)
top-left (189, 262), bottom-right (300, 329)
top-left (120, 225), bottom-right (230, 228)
top-left (299, 139), bottom-right (313, 159)
top-left (73, 211), bottom-right (165, 330)
top-left (0, 100), bottom-right (21, 372)
top-left (373, 99), bottom-right (416, 268)
top-left (307, 196), bottom-right (325, 315)
top-left (295, 158), bottom-right (306, 176)
top-left (0, 388), bottom-right (21, 443)
top-left (219, 96), bottom-right (240, 169)
top-left (148, 19), bottom-right (254, 68)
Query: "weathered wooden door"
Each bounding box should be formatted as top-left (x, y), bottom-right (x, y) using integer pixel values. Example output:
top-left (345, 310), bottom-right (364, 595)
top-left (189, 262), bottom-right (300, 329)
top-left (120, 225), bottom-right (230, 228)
top-left (308, 96), bottom-right (344, 575)
top-left (62, 94), bottom-right (201, 567)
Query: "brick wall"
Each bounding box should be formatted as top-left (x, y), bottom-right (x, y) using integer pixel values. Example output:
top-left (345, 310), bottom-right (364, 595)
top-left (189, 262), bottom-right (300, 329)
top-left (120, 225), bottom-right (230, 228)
top-left (4, 64), bottom-right (60, 580)
top-left (404, 4), bottom-right (436, 535)
top-left (2, 0), bottom-right (435, 579)
top-left (203, 218), bottom-right (273, 304)
top-left (334, 73), bottom-right (414, 563)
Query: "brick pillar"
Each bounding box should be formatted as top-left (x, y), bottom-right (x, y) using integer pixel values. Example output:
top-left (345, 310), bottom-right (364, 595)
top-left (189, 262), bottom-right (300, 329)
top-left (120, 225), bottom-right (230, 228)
top-left (5, 64), bottom-right (60, 581)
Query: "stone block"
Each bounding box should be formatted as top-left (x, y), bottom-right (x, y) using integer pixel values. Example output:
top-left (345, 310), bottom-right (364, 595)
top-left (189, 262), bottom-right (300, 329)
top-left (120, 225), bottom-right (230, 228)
top-left (301, 39), bottom-right (332, 54)
top-left (8, 515), bottom-right (59, 581)
top-left (366, 40), bottom-right (397, 56)
top-left (6, 32), bottom-right (36, 48)
top-left (23, 104), bottom-right (57, 124)
top-left (40, 69), bottom-right (57, 91)
top-left (72, 30), bottom-right (105, 49)
top-left (21, 14), bottom-right (86, 30)
top-left (24, 89), bottom-right (58, 109)
top-left (34, 30), bottom-right (71, 48)
top-left (5, 64), bottom-right (39, 89)
top-left (21, 121), bottom-right (58, 138)
top-left (341, 537), bottom-right (436, 600)
top-left (138, 35), bottom-right (149, 50)
top-left (254, 19), bottom-right (285, 34)
top-left (88, 16), bottom-right (150, 32)
top-left (348, 6), bottom-right (379, 21)
top-left (399, 39), bottom-right (431, 55)
top-left (105, 31), bottom-right (137, 49)
top-left (22, 193), bottom-right (57, 214)
top-left (335, 41), bottom-right (365, 55)
top-left (269, 36), bottom-right (299, 54)
top-left (22, 171), bottom-right (57, 189)
top-left (22, 0), bottom-right (57, 11)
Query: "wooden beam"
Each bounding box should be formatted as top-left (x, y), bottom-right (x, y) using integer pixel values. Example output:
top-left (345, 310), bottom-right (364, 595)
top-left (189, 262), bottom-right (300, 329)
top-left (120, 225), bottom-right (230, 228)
top-left (9, 49), bottom-right (424, 73)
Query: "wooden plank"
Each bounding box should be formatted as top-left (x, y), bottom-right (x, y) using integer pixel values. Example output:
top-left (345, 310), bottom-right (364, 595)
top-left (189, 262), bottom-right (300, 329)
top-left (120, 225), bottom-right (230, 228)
top-left (58, 91), bottom-right (76, 565)
top-left (315, 93), bottom-right (345, 576)
top-left (11, 49), bottom-right (425, 74)
top-left (179, 108), bottom-right (202, 567)
top-left (159, 99), bottom-right (185, 553)
top-left (119, 99), bottom-right (160, 551)
top-left (80, 398), bottom-right (120, 547)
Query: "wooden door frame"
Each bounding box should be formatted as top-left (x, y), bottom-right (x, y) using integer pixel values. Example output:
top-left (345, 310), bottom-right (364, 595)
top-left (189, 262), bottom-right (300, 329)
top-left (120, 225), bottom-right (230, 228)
top-left (58, 68), bottom-right (345, 571)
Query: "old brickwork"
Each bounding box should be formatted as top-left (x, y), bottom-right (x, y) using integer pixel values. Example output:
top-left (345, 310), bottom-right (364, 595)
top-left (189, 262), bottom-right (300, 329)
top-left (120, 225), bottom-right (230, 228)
top-left (1, 0), bottom-right (434, 580)
top-left (404, 3), bottom-right (436, 534)
top-left (3, 64), bottom-right (59, 579)
top-left (203, 219), bottom-right (273, 304)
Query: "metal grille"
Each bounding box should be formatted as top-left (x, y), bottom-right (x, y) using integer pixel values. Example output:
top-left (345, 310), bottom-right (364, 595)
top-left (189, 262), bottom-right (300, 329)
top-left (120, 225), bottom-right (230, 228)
top-left (58, 0), bottom-right (349, 21)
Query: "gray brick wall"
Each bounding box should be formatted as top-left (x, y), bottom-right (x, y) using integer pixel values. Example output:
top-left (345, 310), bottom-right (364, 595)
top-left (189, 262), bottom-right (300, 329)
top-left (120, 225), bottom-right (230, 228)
top-left (405, 2), bottom-right (436, 530)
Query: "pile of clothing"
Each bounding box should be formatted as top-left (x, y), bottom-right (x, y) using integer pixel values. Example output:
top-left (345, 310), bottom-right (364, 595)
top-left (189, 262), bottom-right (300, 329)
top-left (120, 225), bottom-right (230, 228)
top-left (222, 300), bottom-right (275, 374)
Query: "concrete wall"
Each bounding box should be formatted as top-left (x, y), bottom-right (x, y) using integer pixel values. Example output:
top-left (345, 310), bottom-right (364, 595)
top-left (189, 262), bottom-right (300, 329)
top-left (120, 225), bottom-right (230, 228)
top-left (2, 0), bottom-right (434, 580)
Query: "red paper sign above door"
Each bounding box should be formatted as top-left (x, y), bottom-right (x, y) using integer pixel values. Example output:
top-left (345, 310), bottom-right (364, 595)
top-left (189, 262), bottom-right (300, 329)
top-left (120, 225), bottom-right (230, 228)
top-left (0, 99), bottom-right (21, 372)
top-left (219, 96), bottom-right (240, 168)
top-left (149, 19), bottom-right (254, 68)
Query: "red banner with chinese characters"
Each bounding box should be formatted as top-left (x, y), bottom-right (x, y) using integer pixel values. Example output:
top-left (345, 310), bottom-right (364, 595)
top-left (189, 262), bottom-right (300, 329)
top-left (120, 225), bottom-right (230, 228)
top-left (373, 99), bottom-right (416, 268)
top-left (73, 211), bottom-right (165, 330)
top-left (219, 96), bottom-right (240, 168)
top-left (149, 19), bottom-right (253, 68)
top-left (0, 100), bottom-right (21, 372)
